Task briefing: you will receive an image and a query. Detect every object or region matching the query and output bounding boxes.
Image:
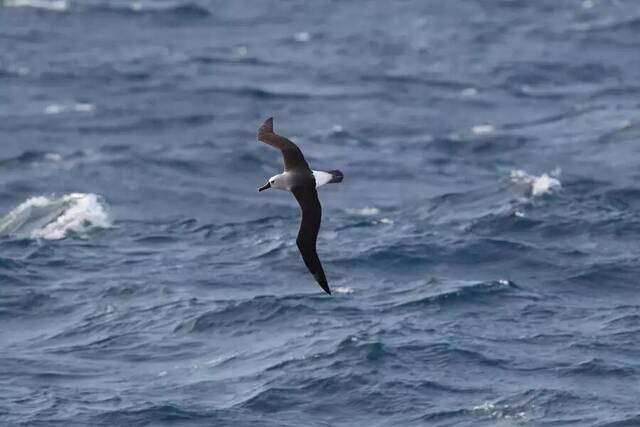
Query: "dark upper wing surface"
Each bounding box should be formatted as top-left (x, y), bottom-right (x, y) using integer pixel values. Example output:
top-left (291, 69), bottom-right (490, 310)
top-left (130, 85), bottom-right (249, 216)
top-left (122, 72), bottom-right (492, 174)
top-left (257, 117), bottom-right (310, 172)
top-left (291, 186), bottom-right (331, 294)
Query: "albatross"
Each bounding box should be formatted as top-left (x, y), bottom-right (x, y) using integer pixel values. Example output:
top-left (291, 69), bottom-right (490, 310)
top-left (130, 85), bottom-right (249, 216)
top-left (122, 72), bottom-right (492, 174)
top-left (257, 117), bottom-right (344, 295)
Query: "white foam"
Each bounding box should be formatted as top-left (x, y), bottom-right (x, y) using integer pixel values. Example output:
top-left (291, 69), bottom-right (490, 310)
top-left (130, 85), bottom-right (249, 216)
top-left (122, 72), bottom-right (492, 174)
top-left (334, 286), bottom-right (354, 294)
top-left (73, 103), bottom-right (95, 112)
top-left (6, 65), bottom-right (31, 76)
top-left (346, 207), bottom-right (380, 216)
top-left (473, 402), bottom-right (496, 412)
top-left (44, 103), bottom-right (95, 115)
top-left (460, 87), bottom-right (479, 98)
top-left (582, 0), bottom-right (595, 9)
top-left (44, 104), bottom-right (65, 115)
top-left (3, 0), bottom-right (69, 11)
top-left (44, 153), bottom-right (63, 162)
top-left (472, 124), bottom-right (495, 135)
top-left (473, 401), bottom-right (526, 420)
top-left (617, 119), bottom-right (632, 130)
top-left (205, 352), bottom-right (237, 366)
top-left (330, 124), bottom-right (344, 134)
top-left (0, 193), bottom-right (111, 240)
top-left (206, 356), bottom-right (226, 366)
top-left (293, 32), bottom-right (311, 42)
top-left (510, 169), bottom-right (561, 197)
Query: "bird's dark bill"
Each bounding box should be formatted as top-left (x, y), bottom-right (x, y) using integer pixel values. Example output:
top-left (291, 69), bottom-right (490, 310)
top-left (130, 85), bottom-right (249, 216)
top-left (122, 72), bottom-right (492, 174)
top-left (258, 182), bottom-right (271, 192)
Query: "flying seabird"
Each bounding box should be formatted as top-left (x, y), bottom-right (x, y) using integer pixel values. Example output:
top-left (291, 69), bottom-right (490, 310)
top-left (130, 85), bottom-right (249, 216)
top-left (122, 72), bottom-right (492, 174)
top-left (257, 117), bottom-right (344, 295)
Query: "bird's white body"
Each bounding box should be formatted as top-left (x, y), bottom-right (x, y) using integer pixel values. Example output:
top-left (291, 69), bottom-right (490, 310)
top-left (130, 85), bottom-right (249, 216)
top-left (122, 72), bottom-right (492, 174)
top-left (268, 170), bottom-right (332, 191)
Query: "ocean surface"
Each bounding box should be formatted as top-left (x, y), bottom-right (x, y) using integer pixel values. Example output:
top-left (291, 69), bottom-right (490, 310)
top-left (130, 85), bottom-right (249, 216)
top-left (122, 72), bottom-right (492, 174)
top-left (1, 0), bottom-right (640, 425)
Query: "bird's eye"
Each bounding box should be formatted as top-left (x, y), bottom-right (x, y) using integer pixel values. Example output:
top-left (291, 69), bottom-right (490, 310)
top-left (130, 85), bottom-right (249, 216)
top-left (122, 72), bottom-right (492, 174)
top-left (270, 180), bottom-right (275, 184)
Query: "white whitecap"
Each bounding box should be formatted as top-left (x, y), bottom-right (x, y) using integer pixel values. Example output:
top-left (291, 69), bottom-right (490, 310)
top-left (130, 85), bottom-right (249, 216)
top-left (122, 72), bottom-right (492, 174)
top-left (334, 286), bottom-right (353, 294)
top-left (617, 119), bottom-right (632, 130)
top-left (205, 352), bottom-right (237, 366)
top-left (44, 153), bottom-right (63, 162)
top-left (45, 104), bottom-right (65, 114)
top-left (460, 87), bottom-right (479, 98)
top-left (44, 102), bottom-right (95, 115)
top-left (6, 65), bottom-right (31, 76)
top-left (74, 103), bottom-right (95, 112)
top-left (472, 124), bottom-right (495, 135)
top-left (472, 401), bottom-right (526, 420)
top-left (510, 169), bottom-right (561, 197)
top-left (346, 207), bottom-right (380, 216)
top-left (3, 0), bottom-right (69, 11)
top-left (294, 32), bottom-right (311, 42)
top-left (473, 402), bottom-right (496, 412)
top-left (0, 193), bottom-right (111, 240)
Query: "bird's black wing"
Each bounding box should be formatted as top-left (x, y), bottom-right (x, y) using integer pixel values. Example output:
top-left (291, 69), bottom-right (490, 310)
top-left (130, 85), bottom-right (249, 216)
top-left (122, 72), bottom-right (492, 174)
top-left (291, 186), bottom-right (331, 295)
top-left (257, 117), bottom-right (311, 172)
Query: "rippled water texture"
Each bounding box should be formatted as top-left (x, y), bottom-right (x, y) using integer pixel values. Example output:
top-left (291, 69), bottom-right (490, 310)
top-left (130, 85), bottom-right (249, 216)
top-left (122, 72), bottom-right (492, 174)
top-left (2, 0), bottom-right (640, 425)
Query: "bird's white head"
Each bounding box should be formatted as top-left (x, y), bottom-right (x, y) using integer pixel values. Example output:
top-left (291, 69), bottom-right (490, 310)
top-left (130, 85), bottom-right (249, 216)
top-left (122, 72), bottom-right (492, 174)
top-left (258, 173), bottom-right (286, 192)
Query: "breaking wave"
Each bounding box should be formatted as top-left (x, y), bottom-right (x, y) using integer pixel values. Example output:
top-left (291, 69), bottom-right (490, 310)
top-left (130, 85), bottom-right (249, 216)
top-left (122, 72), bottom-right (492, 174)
top-left (0, 193), bottom-right (111, 240)
top-left (2, 0), bottom-right (69, 11)
top-left (510, 169), bottom-right (562, 197)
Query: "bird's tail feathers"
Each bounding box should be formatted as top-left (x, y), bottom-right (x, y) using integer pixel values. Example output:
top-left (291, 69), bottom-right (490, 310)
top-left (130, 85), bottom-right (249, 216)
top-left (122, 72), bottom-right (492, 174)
top-left (327, 170), bottom-right (344, 184)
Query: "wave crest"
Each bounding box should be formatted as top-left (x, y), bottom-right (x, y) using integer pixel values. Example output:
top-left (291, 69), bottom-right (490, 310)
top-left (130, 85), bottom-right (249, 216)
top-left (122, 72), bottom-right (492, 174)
top-left (2, 0), bottom-right (69, 11)
top-left (510, 169), bottom-right (562, 196)
top-left (0, 193), bottom-right (111, 240)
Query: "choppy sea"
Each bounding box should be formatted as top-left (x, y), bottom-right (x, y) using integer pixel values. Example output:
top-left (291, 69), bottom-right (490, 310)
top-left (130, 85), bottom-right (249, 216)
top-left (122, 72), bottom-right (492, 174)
top-left (2, 0), bottom-right (640, 425)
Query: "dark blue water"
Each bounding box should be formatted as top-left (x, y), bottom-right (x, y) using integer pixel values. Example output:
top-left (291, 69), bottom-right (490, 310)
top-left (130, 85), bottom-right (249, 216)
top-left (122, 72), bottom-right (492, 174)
top-left (2, 0), bottom-right (640, 425)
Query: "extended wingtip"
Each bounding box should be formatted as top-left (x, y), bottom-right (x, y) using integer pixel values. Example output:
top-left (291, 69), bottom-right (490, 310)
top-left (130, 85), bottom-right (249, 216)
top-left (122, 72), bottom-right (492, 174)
top-left (257, 116), bottom-right (274, 139)
top-left (313, 273), bottom-right (332, 295)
